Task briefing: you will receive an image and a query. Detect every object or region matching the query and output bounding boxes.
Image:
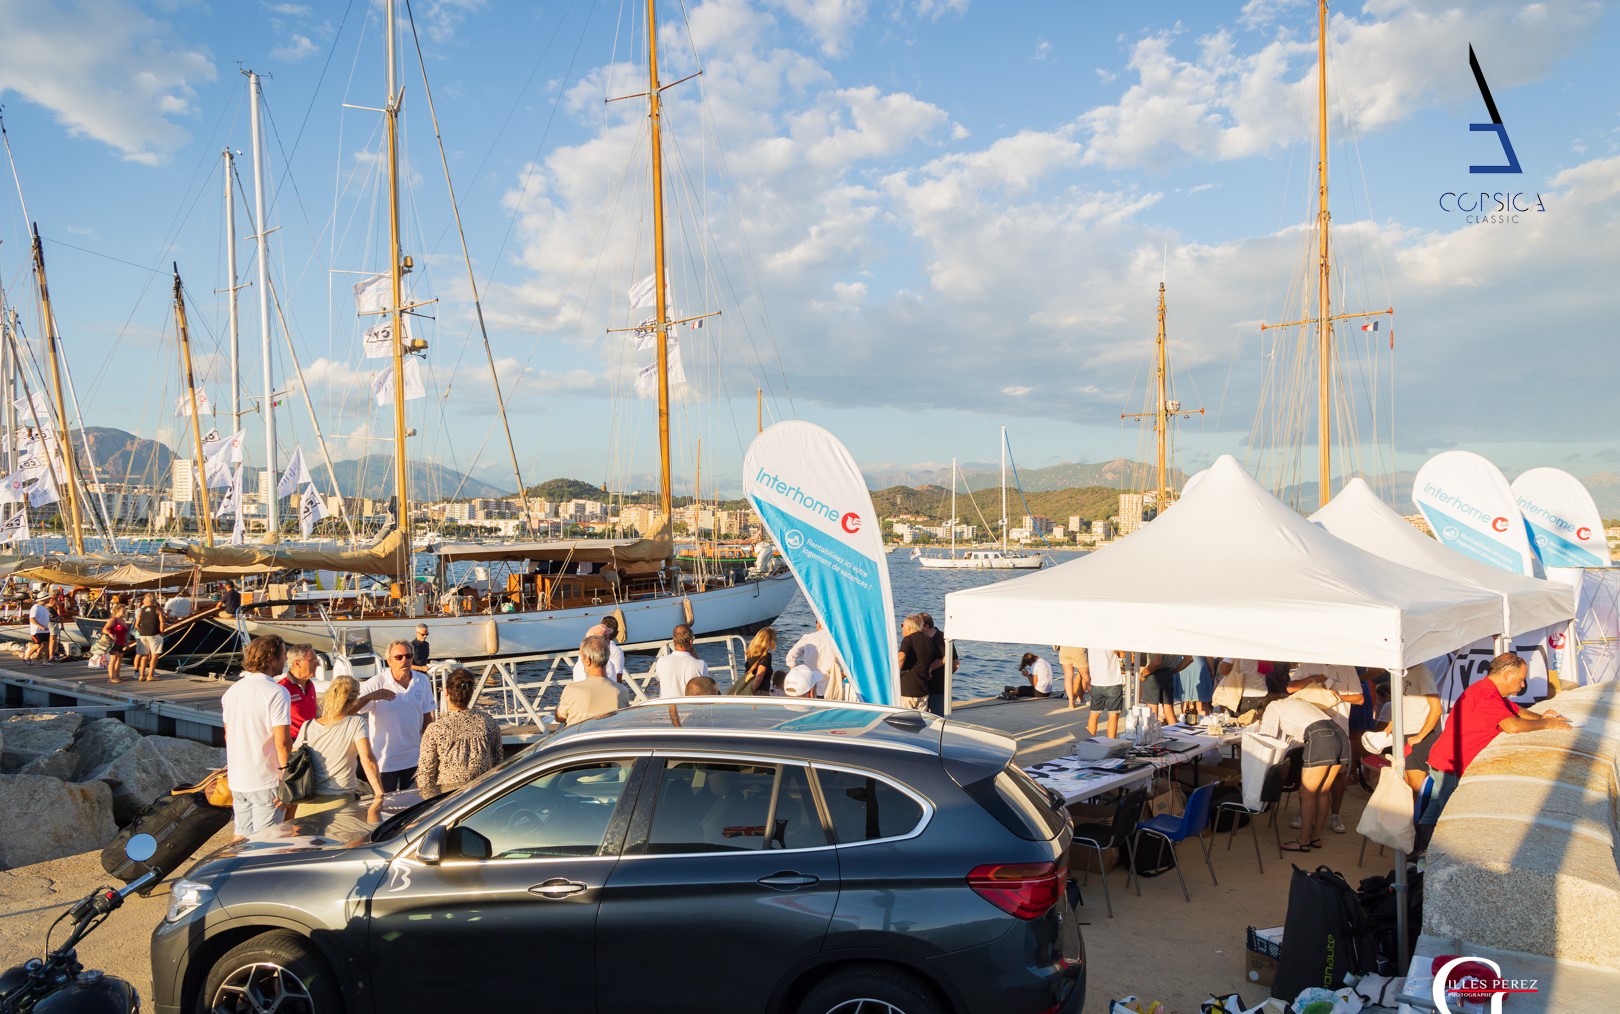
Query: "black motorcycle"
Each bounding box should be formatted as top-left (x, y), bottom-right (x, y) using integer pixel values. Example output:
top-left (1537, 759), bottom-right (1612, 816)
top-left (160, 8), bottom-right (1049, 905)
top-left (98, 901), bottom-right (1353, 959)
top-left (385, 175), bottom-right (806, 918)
top-left (0, 835), bottom-right (157, 1013)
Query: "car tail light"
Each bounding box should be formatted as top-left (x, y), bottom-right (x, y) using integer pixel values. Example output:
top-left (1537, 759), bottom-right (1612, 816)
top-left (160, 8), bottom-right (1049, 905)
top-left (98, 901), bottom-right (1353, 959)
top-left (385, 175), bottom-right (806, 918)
top-left (966, 860), bottom-right (1065, 919)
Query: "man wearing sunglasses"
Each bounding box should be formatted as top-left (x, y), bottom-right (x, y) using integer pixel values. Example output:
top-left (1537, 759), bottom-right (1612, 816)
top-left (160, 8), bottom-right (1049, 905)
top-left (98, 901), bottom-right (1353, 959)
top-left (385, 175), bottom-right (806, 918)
top-left (359, 638), bottom-right (438, 792)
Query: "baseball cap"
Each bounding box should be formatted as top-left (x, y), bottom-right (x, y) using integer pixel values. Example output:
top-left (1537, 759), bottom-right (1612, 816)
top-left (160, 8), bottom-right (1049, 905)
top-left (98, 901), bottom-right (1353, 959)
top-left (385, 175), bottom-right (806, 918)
top-left (783, 667), bottom-right (813, 697)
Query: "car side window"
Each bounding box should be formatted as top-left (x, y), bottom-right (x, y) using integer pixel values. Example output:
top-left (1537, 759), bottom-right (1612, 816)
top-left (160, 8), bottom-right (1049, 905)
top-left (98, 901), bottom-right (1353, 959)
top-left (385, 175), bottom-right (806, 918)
top-left (815, 768), bottom-right (924, 844)
top-left (453, 758), bottom-right (633, 860)
top-left (645, 760), bottom-right (825, 853)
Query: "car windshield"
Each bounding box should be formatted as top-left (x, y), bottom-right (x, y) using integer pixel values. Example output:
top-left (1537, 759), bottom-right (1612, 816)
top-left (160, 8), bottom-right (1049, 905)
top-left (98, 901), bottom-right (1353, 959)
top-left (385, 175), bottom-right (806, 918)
top-left (369, 740), bottom-right (538, 843)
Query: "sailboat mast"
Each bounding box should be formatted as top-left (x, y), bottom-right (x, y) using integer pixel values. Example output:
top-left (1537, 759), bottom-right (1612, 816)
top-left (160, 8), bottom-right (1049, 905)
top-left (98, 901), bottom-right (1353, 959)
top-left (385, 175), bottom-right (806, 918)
top-left (30, 225), bottom-right (84, 554)
top-left (646, 0), bottom-right (675, 533)
top-left (173, 267), bottom-right (215, 546)
top-left (223, 148), bottom-right (242, 433)
top-left (1315, 0), bottom-right (1333, 508)
top-left (950, 458), bottom-right (957, 556)
top-left (1, 313), bottom-right (14, 476)
top-left (385, 0), bottom-right (411, 569)
top-left (1000, 426), bottom-right (1008, 552)
top-left (1155, 281), bottom-right (1168, 511)
top-left (247, 70), bottom-right (277, 535)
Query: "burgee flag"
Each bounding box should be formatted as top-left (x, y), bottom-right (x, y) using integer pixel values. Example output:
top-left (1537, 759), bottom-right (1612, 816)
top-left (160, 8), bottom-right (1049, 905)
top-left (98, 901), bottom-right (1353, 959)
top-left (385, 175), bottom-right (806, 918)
top-left (373, 358), bottom-right (427, 405)
top-left (278, 448), bottom-right (313, 498)
top-left (353, 273), bottom-right (391, 315)
top-left (299, 485), bottom-right (328, 538)
top-left (0, 508), bottom-right (29, 546)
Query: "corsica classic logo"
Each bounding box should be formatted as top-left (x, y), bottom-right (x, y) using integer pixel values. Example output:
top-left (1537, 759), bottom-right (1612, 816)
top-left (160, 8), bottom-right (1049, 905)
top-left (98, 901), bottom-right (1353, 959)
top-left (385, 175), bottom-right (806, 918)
top-left (1438, 45), bottom-right (1544, 225)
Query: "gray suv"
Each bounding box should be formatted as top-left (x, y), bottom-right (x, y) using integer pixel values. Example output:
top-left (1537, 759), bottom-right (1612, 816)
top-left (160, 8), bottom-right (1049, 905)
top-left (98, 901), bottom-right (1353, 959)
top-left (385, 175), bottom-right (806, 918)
top-left (152, 699), bottom-right (1084, 1014)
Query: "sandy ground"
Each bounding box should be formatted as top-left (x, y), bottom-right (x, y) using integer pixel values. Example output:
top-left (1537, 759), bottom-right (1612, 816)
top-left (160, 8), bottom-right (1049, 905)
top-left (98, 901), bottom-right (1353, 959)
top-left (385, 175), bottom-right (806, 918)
top-left (0, 782), bottom-right (1385, 1012)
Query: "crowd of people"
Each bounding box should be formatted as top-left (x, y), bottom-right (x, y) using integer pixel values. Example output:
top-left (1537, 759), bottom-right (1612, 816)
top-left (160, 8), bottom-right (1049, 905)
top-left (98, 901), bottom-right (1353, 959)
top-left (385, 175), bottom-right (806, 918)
top-left (10, 577), bottom-right (241, 678)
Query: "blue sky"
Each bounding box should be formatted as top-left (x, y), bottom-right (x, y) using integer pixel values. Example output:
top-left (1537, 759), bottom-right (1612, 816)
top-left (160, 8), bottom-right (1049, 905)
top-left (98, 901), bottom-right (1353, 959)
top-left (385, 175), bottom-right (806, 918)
top-left (0, 0), bottom-right (1614, 501)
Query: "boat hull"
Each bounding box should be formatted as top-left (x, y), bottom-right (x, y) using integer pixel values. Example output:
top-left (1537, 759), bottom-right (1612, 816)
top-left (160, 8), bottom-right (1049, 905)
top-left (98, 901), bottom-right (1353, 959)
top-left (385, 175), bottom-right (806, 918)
top-left (915, 554), bottom-right (1045, 570)
top-left (215, 572), bottom-right (800, 659)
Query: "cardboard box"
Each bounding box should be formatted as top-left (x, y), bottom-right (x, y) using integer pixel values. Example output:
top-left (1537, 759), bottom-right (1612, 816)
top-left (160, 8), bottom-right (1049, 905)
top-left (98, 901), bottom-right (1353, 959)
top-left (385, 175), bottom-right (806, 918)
top-left (1245, 926), bottom-right (1283, 990)
top-left (1068, 840), bottom-right (1122, 874)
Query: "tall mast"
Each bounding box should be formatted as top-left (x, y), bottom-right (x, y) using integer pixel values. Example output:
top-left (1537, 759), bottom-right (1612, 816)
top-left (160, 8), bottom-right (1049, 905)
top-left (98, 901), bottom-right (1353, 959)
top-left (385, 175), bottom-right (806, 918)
top-left (1123, 282), bottom-right (1202, 516)
top-left (646, 0), bottom-right (674, 535)
top-left (223, 148), bottom-right (242, 433)
top-left (30, 225), bottom-right (84, 553)
top-left (1000, 425), bottom-right (1008, 552)
top-left (950, 458), bottom-right (957, 556)
top-left (385, 0), bottom-right (411, 578)
top-left (1315, 0), bottom-right (1332, 507)
top-left (1, 312), bottom-right (14, 476)
top-left (247, 70), bottom-right (277, 535)
top-left (1155, 282), bottom-right (1168, 508)
top-left (173, 267), bottom-right (215, 546)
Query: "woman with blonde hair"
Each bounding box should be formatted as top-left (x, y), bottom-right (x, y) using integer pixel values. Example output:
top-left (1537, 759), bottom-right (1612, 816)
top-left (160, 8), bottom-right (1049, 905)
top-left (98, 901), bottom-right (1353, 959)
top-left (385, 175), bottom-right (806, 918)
top-left (734, 627), bottom-right (777, 695)
top-left (290, 675), bottom-right (386, 817)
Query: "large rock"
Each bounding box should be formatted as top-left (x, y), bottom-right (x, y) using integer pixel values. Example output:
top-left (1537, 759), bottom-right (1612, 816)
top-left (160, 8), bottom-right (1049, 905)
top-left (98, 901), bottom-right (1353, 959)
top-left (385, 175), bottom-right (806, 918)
top-left (84, 736), bottom-right (226, 825)
top-left (1, 713), bottom-right (84, 773)
top-left (0, 774), bottom-right (117, 870)
top-left (18, 751), bottom-right (77, 780)
top-left (71, 718), bottom-right (144, 779)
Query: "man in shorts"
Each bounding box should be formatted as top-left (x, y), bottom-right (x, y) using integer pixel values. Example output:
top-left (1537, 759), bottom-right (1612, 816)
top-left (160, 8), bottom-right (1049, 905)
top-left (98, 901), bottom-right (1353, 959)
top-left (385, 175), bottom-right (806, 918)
top-left (25, 593), bottom-right (51, 663)
top-left (133, 593), bottom-right (167, 682)
top-left (1081, 647), bottom-right (1125, 738)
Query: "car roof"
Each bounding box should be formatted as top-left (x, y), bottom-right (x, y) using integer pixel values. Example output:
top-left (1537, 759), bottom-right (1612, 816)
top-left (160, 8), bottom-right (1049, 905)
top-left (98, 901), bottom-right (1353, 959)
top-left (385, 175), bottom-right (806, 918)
top-left (544, 698), bottom-right (969, 759)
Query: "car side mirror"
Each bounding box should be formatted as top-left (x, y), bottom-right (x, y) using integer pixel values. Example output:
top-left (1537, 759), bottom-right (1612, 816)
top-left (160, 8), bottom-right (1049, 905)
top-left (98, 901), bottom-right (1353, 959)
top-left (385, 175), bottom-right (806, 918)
top-left (418, 826), bottom-right (447, 865)
top-left (448, 826), bottom-right (492, 860)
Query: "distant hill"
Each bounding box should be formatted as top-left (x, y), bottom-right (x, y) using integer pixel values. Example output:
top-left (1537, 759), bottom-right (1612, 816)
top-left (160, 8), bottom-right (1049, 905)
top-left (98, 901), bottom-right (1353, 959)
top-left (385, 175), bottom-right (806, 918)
top-left (328, 455), bottom-right (509, 501)
top-left (524, 477), bottom-right (609, 502)
top-left (1584, 472), bottom-right (1620, 519)
top-left (864, 457), bottom-right (1182, 493)
top-left (872, 483), bottom-right (1122, 527)
top-left (75, 427), bottom-right (175, 485)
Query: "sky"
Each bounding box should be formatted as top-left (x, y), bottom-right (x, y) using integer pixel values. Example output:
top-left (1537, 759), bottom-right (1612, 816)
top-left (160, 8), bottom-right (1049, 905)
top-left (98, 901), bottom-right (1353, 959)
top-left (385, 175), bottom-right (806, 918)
top-left (0, 0), bottom-right (1615, 503)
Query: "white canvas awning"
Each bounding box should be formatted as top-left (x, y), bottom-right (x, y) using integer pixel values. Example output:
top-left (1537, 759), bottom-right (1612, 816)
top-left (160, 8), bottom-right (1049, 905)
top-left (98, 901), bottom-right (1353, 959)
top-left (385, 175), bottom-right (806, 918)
top-left (1310, 478), bottom-right (1572, 638)
top-left (943, 456), bottom-right (1504, 670)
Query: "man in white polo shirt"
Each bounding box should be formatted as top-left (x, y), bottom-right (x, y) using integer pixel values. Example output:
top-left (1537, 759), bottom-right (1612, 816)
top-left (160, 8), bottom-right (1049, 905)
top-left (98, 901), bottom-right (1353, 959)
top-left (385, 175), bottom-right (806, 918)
top-left (221, 635), bottom-right (292, 836)
top-left (360, 638), bottom-right (438, 791)
top-left (1082, 648), bottom-right (1126, 739)
top-left (655, 623), bottom-right (708, 699)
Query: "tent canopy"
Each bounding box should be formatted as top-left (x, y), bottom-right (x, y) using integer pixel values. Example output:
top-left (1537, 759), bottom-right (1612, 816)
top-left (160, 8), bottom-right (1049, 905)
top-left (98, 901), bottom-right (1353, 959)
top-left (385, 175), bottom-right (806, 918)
top-left (944, 455), bottom-right (1504, 670)
top-left (1310, 478), bottom-right (1572, 637)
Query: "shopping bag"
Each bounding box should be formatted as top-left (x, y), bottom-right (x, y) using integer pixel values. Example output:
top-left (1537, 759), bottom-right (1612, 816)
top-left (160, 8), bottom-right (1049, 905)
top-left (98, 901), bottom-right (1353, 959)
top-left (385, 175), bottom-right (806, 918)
top-left (1240, 730), bottom-right (1290, 811)
top-left (1147, 777), bottom-right (1186, 818)
top-left (1355, 766), bottom-right (1415, 853)
top-left (1212, 670), bottom-right (1244, 713)
top-left (1109, 997), bottom-right (1162, 1014)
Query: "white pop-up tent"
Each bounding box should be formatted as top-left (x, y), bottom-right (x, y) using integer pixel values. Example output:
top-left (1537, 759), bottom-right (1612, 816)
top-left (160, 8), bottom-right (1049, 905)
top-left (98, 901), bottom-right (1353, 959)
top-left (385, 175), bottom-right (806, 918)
top-left (1310, 478), bottom-right (1572, 639)
top-left (943, 455), bottom-right (1504, 671)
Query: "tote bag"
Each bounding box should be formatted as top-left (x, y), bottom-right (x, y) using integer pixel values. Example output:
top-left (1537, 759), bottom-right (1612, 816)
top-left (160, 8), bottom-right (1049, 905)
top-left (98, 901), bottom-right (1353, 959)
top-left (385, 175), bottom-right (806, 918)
top-left (1356, 766), bottom-right (1416, 853)
top-left (1239, 730), bottom-right (1290, 811)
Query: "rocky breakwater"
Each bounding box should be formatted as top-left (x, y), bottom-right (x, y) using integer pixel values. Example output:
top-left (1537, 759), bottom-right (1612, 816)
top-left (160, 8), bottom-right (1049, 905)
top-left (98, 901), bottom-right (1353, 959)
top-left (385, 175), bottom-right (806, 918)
top-left (0, 712), bottom-right (224, 870)
top-left (1423, 681), bottom-right (1620, 968)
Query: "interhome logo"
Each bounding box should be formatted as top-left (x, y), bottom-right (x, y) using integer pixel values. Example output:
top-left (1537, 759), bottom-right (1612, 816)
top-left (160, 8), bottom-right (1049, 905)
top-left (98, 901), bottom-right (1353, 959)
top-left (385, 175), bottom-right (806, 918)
top-left (1438, 45), bottom-right (1544, 224)
top-left (1432, 956), bottom-right (1540, 1013)
top-left (752, 466), bottom-right (863, 534)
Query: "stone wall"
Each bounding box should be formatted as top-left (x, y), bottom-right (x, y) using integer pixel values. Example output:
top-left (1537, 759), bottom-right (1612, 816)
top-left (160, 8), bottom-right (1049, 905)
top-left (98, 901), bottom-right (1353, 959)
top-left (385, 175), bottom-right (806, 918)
top-left (0, 712), bottom-right (224, 870)
top-left (1422, 682), bottom-right (1620, 968)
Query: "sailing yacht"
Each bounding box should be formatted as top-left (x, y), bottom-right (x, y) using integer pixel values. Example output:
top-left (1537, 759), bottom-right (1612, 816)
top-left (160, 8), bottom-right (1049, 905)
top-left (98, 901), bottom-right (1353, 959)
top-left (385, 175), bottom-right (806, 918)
top-left (207, 0), bottom-right (797, 660)
top-left (914, 428), bottom-right (1044, 570)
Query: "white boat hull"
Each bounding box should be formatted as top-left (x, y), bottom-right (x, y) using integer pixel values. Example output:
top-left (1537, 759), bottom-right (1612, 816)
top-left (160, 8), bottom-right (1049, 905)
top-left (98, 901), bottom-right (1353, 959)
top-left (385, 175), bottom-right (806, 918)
top-left (218, 573), bottom-right (800, 659)
top-left (915, 553), bottom-right (1044, 570)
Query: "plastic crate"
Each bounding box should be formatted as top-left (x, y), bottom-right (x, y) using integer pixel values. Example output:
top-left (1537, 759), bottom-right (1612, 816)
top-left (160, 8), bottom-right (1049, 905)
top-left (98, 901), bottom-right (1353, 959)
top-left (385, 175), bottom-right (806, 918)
top-left (1246, 925), bottom-right (1283, 959)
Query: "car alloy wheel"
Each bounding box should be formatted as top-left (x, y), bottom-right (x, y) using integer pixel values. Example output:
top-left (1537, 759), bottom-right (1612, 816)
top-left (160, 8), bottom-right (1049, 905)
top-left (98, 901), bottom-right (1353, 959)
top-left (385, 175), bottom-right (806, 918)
top-left (824, 1001), bottom-right (909, 1014)
top-left (210, 962), bottom-right (314, 1013)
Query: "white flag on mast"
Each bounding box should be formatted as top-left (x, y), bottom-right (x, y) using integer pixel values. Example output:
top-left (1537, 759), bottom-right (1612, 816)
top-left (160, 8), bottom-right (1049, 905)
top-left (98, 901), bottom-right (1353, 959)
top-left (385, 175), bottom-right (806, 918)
top-left (13, 392), bottom-right (51, 427)
top-left (215, 466), bottom-right (242, 518)
top-left (229, 515), bottom-right (246, 546)
top-left (174, 390), bottom-right (212, 418)
top-left (27, 469), bottom-right (58, 508)
top-left (277, 447), bottom-right (312, 498)
top-left (0, 508), bottom-right (29, 545)
top-left (0, 472), bottom-right (28, 505)
top-left (633, 340), bottom-right (687, 399)
top-left (372, 357), bottom-right (427, 405)
top-left (299, 485), bottom-right (328, 538)
top-left (362, 318), bottom-right (408, 358)
top-left (353, 273), bottom-right (391, 315)
top-left (632, 316), bottom-right (659, 351)
top-left (628, 274), bottom-right (655, 308)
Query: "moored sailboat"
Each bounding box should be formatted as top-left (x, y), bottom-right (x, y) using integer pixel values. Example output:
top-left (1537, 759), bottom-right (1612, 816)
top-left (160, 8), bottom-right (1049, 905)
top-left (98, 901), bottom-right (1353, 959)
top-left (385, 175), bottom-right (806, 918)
top-left (914, 428), bottom-right (1044, 570)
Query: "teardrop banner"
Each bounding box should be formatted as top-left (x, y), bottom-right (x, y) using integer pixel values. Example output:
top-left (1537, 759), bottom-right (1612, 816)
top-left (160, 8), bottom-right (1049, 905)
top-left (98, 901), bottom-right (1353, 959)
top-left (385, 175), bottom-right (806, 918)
top-left (1511, 467), bottom-right (1611, 568)
top-left (1412, 451), bottom-right (1537, 576)
top-left (744, 421), bottom-right (898, 705)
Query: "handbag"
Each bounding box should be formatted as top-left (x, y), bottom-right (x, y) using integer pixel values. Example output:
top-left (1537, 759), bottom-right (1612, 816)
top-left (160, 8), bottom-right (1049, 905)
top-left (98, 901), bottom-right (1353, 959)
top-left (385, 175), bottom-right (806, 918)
top-left (1356, 766), bottom-right (1416, 853)
top-left (278, 727), bottom-right (319, 804)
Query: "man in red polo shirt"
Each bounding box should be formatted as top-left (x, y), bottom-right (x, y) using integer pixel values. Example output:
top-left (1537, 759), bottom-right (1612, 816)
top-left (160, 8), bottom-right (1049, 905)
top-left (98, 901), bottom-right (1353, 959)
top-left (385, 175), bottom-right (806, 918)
top-left (278, 643), bottom-right (321, 738)
top-left (1415, 652), bottom-right (1570, 852)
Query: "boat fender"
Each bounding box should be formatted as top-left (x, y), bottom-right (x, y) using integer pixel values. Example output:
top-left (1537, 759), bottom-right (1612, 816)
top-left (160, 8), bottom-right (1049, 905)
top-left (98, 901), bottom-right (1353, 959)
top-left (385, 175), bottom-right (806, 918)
top-left (483, 619), bottom-right (499, 656)
top-left (682, 597), bottom-right (694, 626)
top-left (612, 607), bottom-right (628, 643)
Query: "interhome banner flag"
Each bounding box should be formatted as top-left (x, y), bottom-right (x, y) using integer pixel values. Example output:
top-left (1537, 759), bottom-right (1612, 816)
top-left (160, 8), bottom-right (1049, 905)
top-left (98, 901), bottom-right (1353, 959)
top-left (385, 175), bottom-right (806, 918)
top-left (1511, 467), bottom-right (1611, 568)
top-left (744, 421), bottom-right (898, 705)
top-left (277, 448), bottom-right (313, 499)
top-left (1412, 451), bottom-right (1537, 576)
top-left (0, 508), bottom-right (28, 545)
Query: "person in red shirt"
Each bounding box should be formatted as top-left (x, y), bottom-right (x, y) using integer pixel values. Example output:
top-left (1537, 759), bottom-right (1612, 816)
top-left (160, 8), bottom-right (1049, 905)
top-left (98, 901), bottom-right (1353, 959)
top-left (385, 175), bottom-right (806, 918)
top-left (278, 643), bottom-right (321, 738)
top-left (1415, 652), bottom-right (1570, 852)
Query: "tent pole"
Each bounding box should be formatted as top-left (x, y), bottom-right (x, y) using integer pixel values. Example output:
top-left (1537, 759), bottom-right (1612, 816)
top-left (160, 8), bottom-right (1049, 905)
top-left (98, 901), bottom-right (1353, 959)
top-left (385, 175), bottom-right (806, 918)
top-left (1391, 665), bottom-right (1410, 975)
top-left (942, 638), bottom-right (954, 717)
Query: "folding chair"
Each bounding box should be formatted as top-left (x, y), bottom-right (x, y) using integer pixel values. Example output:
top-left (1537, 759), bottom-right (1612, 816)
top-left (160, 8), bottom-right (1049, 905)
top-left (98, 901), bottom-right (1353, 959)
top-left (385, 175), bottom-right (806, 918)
top-left (1071, 787), bottom-right (1147, 918)
top-left (1132, 782), bottom-right (1218, 902)
top-left (1216, 755), bottom-right (1290, 873)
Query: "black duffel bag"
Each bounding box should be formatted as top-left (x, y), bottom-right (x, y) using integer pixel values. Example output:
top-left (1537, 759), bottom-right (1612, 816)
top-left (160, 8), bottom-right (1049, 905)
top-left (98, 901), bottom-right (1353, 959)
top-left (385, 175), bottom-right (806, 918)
top-left (101, 790), bottom-right (231, 892)
top-left (1272, 864), bottom-right (1378, 1000)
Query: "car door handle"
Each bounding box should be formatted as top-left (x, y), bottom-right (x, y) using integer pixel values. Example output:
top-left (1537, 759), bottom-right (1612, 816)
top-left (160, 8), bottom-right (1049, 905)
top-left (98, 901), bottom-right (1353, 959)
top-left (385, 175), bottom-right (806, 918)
top-left (756, 872), bottom-right (819, 890)
top-left (529, 879), bottom-right (588, 899)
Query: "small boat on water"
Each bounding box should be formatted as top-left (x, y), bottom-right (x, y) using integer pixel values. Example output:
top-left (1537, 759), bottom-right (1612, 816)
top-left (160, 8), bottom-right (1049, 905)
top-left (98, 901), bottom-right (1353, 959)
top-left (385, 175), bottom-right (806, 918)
top-left (912, 431), bottom-right (1045, 570)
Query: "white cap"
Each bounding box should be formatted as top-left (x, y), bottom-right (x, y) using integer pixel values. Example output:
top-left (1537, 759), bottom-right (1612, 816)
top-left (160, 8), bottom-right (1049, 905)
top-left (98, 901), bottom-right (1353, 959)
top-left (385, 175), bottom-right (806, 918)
top-left (783, 666), bottom-right (814, 697)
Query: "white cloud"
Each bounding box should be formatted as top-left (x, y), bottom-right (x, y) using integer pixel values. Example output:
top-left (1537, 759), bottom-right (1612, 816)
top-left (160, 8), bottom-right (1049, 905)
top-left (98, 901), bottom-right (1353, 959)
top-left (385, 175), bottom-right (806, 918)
top-left (413, 0), bottom-right (488, 44)
top-left (1032, 38), bottom-right (1052, 62)
top-left (764, 0), bottom-right (872, 58)
top-left (272, 33), bottom-right (318, 62)
top-left (0, 0), bottom-right (215, 165)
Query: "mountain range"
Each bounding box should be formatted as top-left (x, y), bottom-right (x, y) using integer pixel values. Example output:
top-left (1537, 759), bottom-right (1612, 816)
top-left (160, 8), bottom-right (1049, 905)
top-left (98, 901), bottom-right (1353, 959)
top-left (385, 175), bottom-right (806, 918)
top-left (863, 457), bottom-right (1185, 493)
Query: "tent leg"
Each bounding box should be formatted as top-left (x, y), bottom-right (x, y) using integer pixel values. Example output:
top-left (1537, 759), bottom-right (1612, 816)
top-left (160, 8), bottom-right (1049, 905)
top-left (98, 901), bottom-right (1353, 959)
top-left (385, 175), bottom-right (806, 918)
top-left (942, 638), bottom-right (954, 718)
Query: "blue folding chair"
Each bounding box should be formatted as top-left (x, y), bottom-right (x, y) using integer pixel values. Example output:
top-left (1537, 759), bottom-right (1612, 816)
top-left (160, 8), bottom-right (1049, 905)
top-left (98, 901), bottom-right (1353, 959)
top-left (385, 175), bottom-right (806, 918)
top-left (1132, 781), bottom-right (1218, 902)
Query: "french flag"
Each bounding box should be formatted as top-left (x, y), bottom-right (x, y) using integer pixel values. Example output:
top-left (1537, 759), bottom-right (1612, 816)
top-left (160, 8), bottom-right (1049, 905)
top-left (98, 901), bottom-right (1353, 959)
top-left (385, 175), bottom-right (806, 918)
top-left (1359, 320), bottom-right (1380, 332)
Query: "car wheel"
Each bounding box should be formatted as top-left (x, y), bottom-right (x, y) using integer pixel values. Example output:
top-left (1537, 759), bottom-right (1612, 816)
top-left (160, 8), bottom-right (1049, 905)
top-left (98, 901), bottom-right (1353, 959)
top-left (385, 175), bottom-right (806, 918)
top-left (200, 930), bottom-right (343, 1014)
top-left (797, 965), bottom-right (944, 1014)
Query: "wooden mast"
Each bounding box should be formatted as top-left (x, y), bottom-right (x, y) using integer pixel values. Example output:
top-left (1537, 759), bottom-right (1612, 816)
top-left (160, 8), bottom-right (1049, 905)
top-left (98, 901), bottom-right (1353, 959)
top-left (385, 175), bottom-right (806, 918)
top-left (29, 225), bottom-right (84, 554)
top-left (173, 267), bottom-right (215, 546)
top-left (1122, 282), bottom-right (1203, 515)
top-left (1315, 0), bottom-right (1332, 508)
top-left (385, 0), bottom-right (412, 602)
top-left (647, 0), bottom-right (675, 540)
